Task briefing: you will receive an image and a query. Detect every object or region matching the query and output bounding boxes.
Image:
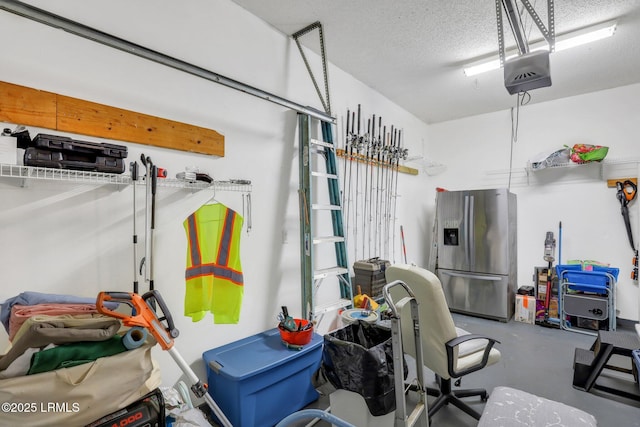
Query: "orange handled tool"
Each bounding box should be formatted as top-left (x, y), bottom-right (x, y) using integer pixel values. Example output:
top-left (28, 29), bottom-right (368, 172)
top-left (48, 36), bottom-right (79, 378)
top-left (97, 291), bottom-right (178, 350)
top-left (96, 290), bottom-right (232, 427)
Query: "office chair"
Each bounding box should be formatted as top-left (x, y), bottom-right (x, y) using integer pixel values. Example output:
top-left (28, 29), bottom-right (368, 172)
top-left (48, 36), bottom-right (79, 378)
top-left (385, 264), bottom-right (501, 421)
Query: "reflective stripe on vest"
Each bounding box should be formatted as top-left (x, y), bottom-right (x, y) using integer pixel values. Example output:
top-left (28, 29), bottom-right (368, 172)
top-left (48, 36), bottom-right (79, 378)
top-left (185, 205), bottom-right (243, 285)
top-left (185, 264), bottom-right (243, 285)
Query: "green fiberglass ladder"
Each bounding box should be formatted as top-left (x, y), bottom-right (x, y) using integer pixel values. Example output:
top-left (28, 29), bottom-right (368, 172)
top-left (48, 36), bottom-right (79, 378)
top-left (298, 114), bottom-right (353, 324)
top-left (293, 21), bottom-right (352, 324)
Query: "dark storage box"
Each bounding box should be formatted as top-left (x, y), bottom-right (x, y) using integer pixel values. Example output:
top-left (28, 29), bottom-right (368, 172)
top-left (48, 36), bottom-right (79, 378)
top-left (24, 147), bottom-right (125, 174)
top-left (20, 133), bottom-right (128, 174)
top-left (30, 134), bottom-right (128, 158)
top-left (353, 258), bottom-right (390, 299)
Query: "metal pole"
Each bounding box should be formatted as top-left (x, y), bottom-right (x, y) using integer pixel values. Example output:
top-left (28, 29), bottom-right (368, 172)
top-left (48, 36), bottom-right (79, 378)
top-left (368, 115), bottom-right (376, 259)
top-left (362, 118), bottom-right (371, 259)
top-left (344, 111), bottom-right (355, 256)
top-left (130, 161), bottom-right (139, 294)
top-left (392, 131), bottom-right (402, 263)
top-left (0, 0), bottom-right (336, 124)
top-left (353, 105), bottom-right (361, 262)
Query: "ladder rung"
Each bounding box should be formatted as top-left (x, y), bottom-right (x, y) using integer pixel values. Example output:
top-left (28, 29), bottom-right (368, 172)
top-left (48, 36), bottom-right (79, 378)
top-left (314, 298), bottom-right (352, 315)
top-left (314, 266), bottom-right (349, 280)
top-left (313, 236), bottom-right (345, 244)
top-left (311, 171), bottom-right (339, 180)
top-left (312, 204), bottom-right (342, 211)
top-left (310, 138), bottom-right (335, 149)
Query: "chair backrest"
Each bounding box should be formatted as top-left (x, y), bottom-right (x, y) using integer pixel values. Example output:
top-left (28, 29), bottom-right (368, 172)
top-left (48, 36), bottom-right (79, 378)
top-left (385, 263), bottom-right (457, 379)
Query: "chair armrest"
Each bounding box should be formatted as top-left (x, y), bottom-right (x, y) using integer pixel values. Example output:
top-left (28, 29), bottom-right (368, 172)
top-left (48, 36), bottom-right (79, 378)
top-left (445, 334), bottom-right (500, 378)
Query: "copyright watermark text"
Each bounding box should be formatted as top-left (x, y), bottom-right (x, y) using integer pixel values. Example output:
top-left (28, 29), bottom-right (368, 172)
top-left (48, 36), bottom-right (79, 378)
top-left (1, 402), bottom-right (80, 413)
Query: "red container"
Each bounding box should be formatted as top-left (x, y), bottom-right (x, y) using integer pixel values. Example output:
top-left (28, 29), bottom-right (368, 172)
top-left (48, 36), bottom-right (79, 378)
top-left (278, 319), bottom-right (313, 346)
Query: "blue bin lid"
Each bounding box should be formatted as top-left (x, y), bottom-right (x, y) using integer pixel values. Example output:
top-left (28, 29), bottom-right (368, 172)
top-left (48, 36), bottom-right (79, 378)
top-left (203, 328), bottom-right (322, 381)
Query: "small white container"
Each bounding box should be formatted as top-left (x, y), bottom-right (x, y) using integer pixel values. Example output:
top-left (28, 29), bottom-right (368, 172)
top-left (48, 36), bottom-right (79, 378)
top-left (0, 135), bottom-right (17, 165)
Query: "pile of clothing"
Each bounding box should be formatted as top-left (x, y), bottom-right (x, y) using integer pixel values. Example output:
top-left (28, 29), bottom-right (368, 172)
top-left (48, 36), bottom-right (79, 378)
top-left (0, 291), bottom-right (131, 378)
top-left (0, 291), bottom-right (161, 426)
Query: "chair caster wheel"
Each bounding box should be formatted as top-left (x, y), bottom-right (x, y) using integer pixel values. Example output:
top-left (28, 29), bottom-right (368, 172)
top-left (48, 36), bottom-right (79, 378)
top-left (481, 393), bottom-right (489, 402)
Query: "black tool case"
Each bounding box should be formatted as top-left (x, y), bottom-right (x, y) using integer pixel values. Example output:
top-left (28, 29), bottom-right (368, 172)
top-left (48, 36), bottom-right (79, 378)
top-left (22, 133), bottom-right (128, 173)
top-left (353, 257), bottom-right (390, 299)
top-left (24, 147), bottom-right (126, 173)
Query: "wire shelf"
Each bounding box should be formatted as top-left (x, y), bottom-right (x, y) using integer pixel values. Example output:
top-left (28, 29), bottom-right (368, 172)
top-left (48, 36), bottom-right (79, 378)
top-left (526, 157), bottom-right (640, 173)
top-left (0, 163), bottom-right (130, 184)
top-left (0, 163), bottom-right (252, 192)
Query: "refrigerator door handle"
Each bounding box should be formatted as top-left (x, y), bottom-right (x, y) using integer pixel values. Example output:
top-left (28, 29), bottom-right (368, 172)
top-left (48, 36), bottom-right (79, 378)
top-left (468, 195), bottom-right (475, 268)
top-left (440, 270), bottom-right (503, 282)
top-left (463, 195), bottom-right (470, 266)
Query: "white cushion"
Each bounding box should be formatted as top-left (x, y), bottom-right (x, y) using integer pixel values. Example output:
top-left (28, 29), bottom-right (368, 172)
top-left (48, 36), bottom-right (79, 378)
top-left (478, 386), bottom-right (597, 427)
top-left (455, 327), bottom-right (489, 357)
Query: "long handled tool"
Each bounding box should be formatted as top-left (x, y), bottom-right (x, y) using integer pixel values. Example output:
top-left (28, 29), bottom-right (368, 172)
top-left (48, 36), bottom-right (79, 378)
top-left (140, 154), bottom-right (158, 296)
top-left (616, 180), bottom-right (637, 251)
top-left (537, 231), bottom-right (560, 328)
top-left (400, 225), bottom-right (408, 264)
top-left (96, 290), bottom-right (233, 427)
top-left (615, 180), bottom-right (638, 280)
top-left (130, 161), bottom-right (139, 294)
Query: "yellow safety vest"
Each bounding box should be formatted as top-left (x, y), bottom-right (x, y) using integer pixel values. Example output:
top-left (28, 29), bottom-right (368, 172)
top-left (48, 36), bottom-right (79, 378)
top-left (183, 203), bottom-right (244, 324)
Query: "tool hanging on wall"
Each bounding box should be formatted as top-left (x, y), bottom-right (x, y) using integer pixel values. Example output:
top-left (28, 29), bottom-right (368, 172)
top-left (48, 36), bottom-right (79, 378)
top-left (243, 192), bottom-right (252, 234)
top-left (130, 160), bottom-right (140, 294)
top-left (140, 154), bottom-right (158, 299)
top-left (615, 180), bottom-right (638, 281)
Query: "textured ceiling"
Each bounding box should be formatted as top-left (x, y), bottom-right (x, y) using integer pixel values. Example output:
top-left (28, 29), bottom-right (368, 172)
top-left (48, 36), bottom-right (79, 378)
top-left (232, 0), bottom-right (640, 124)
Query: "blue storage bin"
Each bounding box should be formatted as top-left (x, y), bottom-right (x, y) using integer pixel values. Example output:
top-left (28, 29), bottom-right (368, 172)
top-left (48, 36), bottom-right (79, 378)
top-left (203, 328), bottom-right (323, 427)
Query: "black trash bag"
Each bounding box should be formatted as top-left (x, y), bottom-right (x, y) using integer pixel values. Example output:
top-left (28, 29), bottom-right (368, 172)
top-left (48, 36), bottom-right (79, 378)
top-left (320, 320), bottom-right (408, 416)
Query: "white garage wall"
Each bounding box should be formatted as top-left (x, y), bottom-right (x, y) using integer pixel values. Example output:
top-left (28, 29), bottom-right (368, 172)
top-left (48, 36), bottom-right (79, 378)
top-left (426, 83), bottom-right (640, 322)
top-left (0, 0), bottom-right (429, 388)
top-left (1, 0), bottom-right (638, 396)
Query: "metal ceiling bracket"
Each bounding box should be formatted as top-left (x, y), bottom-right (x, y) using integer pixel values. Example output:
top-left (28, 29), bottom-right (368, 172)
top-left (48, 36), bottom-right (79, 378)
top-left (500, 0), bottom-right (530, 55)
top-left (495, 0), bottom-right (506, 66)
top-left (496, 0), bottom-right (556, 58)
top-left (520, 0), bottom-right (556, 52)
top-left (0, 0), bottom-right (335, 124)
top-left (292, 21), bottom-right (332, 115)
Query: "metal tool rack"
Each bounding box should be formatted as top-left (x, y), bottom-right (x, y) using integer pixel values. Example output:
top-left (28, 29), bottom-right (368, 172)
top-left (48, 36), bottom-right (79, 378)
top-left (557, 264), bottom-right (618, 336)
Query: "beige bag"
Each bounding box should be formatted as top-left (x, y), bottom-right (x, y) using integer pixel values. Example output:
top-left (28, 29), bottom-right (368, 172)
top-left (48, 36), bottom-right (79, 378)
top-left (0, 343), bottom-right (161, 427)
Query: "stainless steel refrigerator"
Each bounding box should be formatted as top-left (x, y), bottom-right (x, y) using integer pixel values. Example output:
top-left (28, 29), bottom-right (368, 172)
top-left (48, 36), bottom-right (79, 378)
top-left (435, 188), bottom-right (517, 322)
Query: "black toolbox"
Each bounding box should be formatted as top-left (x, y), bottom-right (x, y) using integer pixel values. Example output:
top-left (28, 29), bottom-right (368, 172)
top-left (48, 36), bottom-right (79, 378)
top-left (25, 147), bottom-right (125, 174)
top-left (353, 257), bottom-right (390, 300)
top-left (21, 133), bottom-right (128, 174)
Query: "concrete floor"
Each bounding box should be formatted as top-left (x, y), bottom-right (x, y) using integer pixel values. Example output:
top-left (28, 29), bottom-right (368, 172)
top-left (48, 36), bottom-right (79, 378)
top-left (289, 314), bottom-right (640, 426)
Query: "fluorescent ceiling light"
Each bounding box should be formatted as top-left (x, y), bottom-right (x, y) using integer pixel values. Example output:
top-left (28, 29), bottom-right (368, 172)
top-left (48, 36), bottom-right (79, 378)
top-left (463, 20), bottom-right (617, 77)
